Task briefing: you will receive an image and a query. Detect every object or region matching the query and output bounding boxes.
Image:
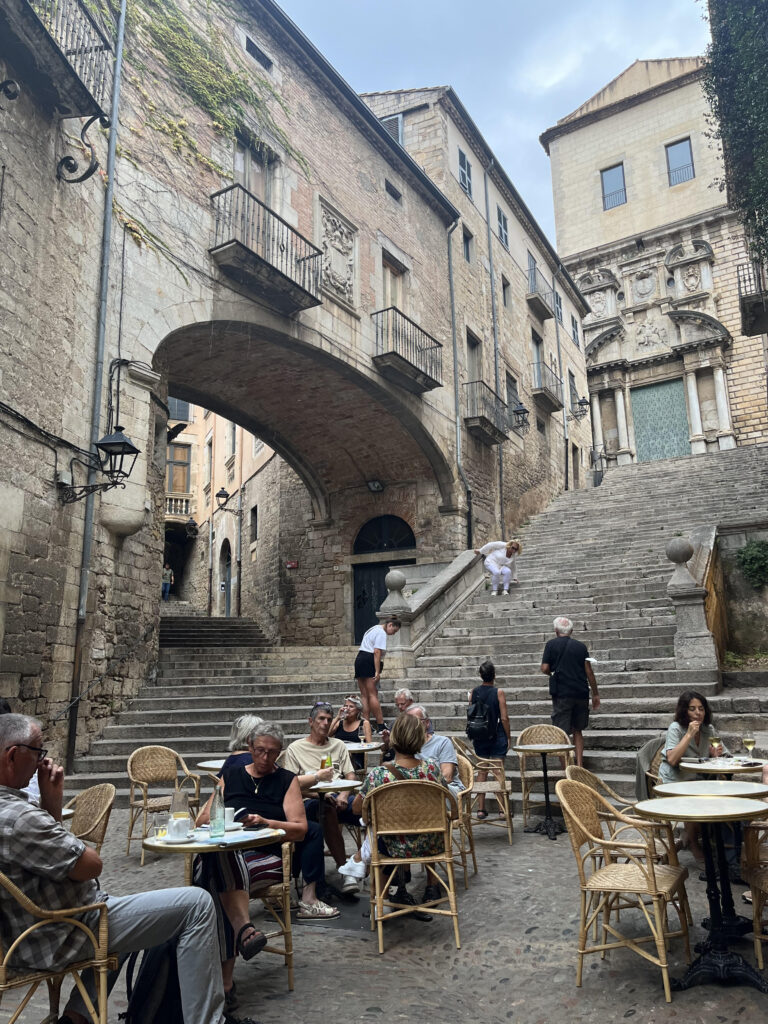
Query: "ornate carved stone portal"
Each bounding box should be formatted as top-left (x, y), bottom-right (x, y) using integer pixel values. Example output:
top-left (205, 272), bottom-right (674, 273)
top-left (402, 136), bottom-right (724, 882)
top-left (320, 198), bottom-right (357, 308)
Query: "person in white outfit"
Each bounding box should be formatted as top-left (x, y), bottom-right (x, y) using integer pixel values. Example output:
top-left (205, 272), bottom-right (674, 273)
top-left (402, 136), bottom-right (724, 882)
top-left (474, 539), bottom-right (522, 595)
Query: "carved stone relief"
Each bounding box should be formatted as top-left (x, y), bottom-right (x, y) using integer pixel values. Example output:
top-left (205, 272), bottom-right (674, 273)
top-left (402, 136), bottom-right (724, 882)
top-left (635, 321), bottom-right (668, 350)
top-left (632, 269), bottom-right (656, 303)
top-left (683, 265), bottom-right (701, 292)
top-left (320, 199), bottom-right (356, 307)
top-left (590, 290), bottom-right (607, 317)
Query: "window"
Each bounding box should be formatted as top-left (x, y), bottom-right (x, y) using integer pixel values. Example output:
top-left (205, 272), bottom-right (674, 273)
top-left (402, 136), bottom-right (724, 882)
top-left (466, 329), bottom-right (482, 381)
top-left (249, 505), bottom-right (258, 544)
top-left (531, 328), bottom-right (543, 386)
top-left (571, 314), bottom-right (580, 348)
top-left (536, 417), bottom-right (546, 436)
top-left (527, 250), bottom-right (538, 292)
top-left (385, 179), bottom-right (402, 202)
top-left (462, 227), bottom-right (473, 263)
top-left (601, 163), bottom-right (626, 210)
top-left (252, 434), bottom-right (264, 458)
top-left (380, 114), bottom-right (403, 144)
top-left (458, 148), bottom-right (473, 199)
top-left (497, 206), bottom-right (509, 248)
top-left (501, 275), bottom-right (510, 308)
top-left (234, 136), bottom-right (268, 201)
top-left (226, 421), bottom-right (236, 458)
top-left (204, 438), bottom-right (213, 488)
top-left (554, 291), bottom-right (563, 323)
top-left (383, 255), bottom-right (405, 310)
top-left (506, 372), bottom-right (520, 426)
top-left (568, 370), bottom-right (579, 410)
top-left (666, 138), bottom-right (694, 186)
top-left (244, 35), bottom-right (272, 71)
top-left (167, 397), bottom-right (190, 421)
top-left (166, 444), bottom-right (190, 493)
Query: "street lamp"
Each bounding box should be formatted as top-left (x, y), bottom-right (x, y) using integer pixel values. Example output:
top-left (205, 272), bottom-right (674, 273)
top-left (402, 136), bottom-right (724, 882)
top-left (510, 401), bottom-right (530, 435)
top-left (58, 424), bottom-right (141, 504)
top-left (568, 396), bottom-right (590, 421)
top-left (215, 487), bottom-right (243, 517)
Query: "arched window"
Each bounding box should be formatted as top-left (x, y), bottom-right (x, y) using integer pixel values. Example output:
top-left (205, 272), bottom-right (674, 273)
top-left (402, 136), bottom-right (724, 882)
top-left (353, 515), bottom-right (415, 554)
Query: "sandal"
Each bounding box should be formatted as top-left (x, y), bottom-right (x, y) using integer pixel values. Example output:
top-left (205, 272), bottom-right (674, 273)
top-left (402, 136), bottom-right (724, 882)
top-left (743, 890), bottom-right (753, 905)
top-left (235, 924), bottom-right (267, 960)
top-left (297, 898), bottom-right (340, 920)
top-left (476, 809), bottom-right (488, 820)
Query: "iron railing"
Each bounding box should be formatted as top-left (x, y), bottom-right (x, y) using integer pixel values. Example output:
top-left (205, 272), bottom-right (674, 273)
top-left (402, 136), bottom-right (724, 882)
top-left (165, 494), bottom-right (191, 516)
top-left (602, 187), bottom-right (626, 211)
top-left (527, 266), bottom-right (554, 310)
top-left (210, 184), bottom-right (322, 300)
top-left (372, 307), bottom-right (443, 384)
top-left (668, 163), bottom-right (694, 187)
top-left (27, 0), bottom-right (114, 113)
top-left (531, 361), bottom-right (563, 403)
top-left (737, 261), bottom-right (766, 300)
top-left (463, 380), bottom-right (508, 434)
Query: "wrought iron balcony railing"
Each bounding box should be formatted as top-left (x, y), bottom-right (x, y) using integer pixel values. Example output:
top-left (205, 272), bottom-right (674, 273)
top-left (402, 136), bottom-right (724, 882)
top-left (26, 0), bottom-right (114, 114)
top-left (165, 494), bottom-right (191, 517)
top-left (372, 307), bottom-right (443, 391)
top-left (526, 266), bottom-right (554, 319)
top-left (210, 184), bottom-right (322, 311)
top-left (530, 361), bottom-right (564, 412)
top-left (602, 187), bottom-right (627, 211)
top-left (463, 380), bottom-right (509, 444)
top-left (737, 261), bottom-right (768, 337)
top-left (668, 163), bottom-right (694, 187)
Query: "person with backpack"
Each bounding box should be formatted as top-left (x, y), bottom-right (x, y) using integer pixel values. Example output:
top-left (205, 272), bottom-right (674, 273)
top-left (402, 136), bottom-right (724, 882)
top-left (540, 616), bottom-right (600, 767)
top-left (466, 660), bottom-right (511, 818)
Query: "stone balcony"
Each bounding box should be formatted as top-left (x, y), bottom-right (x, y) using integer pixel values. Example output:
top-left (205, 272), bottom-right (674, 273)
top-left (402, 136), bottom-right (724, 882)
top-left (525, 266), bottom-right (555, 321)
top-left (165, 493), bottom-right (192, 520)
top-left (371, 306), bottom-right (443, 394)
top-left (737, 262), bottom-right (768, 337)
top-left (463, 380), bottom-right (509, 446)
top-left (209, 184), bottom-right (323, 314)
top-left (530, 361), bottom-right (564, 414)
top-left (1, 0), bottom-right (113, 117)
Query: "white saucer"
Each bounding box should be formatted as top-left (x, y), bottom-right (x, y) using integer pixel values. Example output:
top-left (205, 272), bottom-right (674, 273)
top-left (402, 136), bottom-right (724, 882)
top-left (225, 821), bottom-right (244, 832)
top-left (161, 834), bottom-right (191, 844)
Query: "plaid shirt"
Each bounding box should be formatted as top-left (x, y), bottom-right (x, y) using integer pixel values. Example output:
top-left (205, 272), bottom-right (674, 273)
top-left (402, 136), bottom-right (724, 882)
top-left (0, 786), bottom-right (105, 970)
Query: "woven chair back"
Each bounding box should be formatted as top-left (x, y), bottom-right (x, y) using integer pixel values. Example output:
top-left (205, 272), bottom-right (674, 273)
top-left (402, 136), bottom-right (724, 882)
top-left (451, 736), bottom-right (474, 760)
top-left (564, 765), bottom-right (623, 803)
top-left (456, 753), bottom-right (474, 791)
top-left (517, 724), bottom-right (571, 747)
top-left (647, 744), bottom-right (664, 779)
top-left (364, 780), bottom-right (452, 839)
top-left (128, 745), bottom-right (181, 785)
top-left (68, 783), bottom-right (116, 849)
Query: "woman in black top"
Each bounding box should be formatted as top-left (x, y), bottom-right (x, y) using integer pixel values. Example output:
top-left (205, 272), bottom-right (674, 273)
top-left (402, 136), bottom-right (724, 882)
top-left (330, 695), bottom-right (373, 769)
top-left (467, 660), bottom-right (511, 818)
top-left (194, 721), bottom-right (337, 1007)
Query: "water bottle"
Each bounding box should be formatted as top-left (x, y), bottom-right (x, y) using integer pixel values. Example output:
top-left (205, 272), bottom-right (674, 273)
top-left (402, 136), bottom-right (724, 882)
top-left (210, 787), bottom-right (226, 838)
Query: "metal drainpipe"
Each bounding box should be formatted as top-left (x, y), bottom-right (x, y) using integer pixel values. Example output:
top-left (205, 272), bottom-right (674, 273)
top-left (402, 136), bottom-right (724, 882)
top-left (552, 267), bottom-right (569, 491)
top-left (447, 218), bottom-right (473, 549)
top-left (483, 161), bottom-right (504, 533)
top-left (66, 0), bottom-right (128, 773)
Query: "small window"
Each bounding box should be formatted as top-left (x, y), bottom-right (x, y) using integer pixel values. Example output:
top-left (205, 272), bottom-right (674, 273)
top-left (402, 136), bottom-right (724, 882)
top-left (227, 422), bottom-right (236, 458)
top-left (554, 291), bottom-right (563, 323)
top-left (666, 138), bottom-right (694, 186)
top-left (536, 417), bottom-right (546, 436)
top-left (244, 36), bottom-right (272, 71)
top-left (203, 408), bottom-right (211, 418)
top-left (497, 206), bottom-right (509, 248)
top-left (527, 250), bottom-right (538, 292)
top-left (383, 255), bottom-right (405, 310)
top-left (570, 314), bottom-right (580, 348)
top-left (385, 179), bottom-right (402, 202)
top-left (205, 438), bottom-right (213, 487)
top-left (501, 275), bottom-right (510, 308)
top-left (466, 328), bottom-right (482, 381)
top-left (506, 372), bottom-right (520, 426)
top-left (167, 397), bottom-right (190, 421)
top-left (462, 227), bottom-right (473, 263)
top-left (252, 434), bottom-right (264, 458)
top-left (166, 444), bottom-right (190, 493)
top-left (568, 370), bottom-right (579, 409)
top-left (458, 148), bottom-right (473, 199)
top-left (601, 163), bottom-right (626, 210)
top-left (249, 505), bottom-right (258, 543)
top-left (380, 114), bottom-right (403, 144)
top-left (234, 136), bottom-right (268, 201)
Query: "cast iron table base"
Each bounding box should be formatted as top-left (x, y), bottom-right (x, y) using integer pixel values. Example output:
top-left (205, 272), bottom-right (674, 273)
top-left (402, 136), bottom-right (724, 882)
top-left (522, 751), bottom-right (563, 841)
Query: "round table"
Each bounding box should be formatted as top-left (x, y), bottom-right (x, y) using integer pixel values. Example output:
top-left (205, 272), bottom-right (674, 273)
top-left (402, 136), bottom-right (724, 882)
top-left (635, 794), bottom-right (768, 993)
top-left (654, 779), bottom-right (768, 798)
top-left (197, 758), bottom-right (226, 784)
top-left (344, 742), bottom-right (384, 753)
top-left (142, 826), bottom-right (286, 884)
top-left (308, 778), bottom-right (362, 831)
top-left (513, 743), bottom-right (574, 841)
top-left (680, 757), bottom-right (767, 775)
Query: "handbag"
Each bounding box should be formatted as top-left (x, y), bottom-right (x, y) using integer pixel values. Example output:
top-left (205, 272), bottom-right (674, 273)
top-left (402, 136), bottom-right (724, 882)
top-left (548, 637), bottom-right (571, 699)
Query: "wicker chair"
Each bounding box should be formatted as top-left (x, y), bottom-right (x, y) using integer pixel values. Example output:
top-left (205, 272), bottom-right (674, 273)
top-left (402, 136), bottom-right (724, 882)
top-left (126, 746), bottom-right (201, 864)
top-left (516, 724), bottom-right (574, 827)
top-left (742, 821), bottom-right (768, 969)
top-left (251, 842), bottom-right (295, 990)
top-left (556, 779), bottom-right (691, 1003)
top-left (453, 753), bottom-right (478, 887)
top-left (451, 737), bottom-right (514, 843)
top-left (565, 766), bottom-right (635, 813)
top-left (362, 780), bottom-right (460, 953)
top-left (0, 870), bottom-right (118, 1024)
top-left (645, 744), bottom-right (665, 799)
top-left (63, 783), bottom-right (116, 856)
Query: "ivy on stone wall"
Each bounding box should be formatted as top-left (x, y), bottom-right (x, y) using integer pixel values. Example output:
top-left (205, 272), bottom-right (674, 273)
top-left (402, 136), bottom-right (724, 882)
top-left (701, 1), bottom-right (768, 263)
top-left (736, 539), bottom-right (768, 589)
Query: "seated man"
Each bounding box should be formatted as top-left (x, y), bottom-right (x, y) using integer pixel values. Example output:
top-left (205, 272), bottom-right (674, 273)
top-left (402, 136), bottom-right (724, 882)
top-left (280, 702), bottom-right (359, 893)
top-left (0, 714), bottom-right (252, 1024)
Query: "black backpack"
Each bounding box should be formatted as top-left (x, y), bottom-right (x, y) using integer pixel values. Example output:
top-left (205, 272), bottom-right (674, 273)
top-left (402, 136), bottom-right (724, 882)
top-left (120, 940), bottom-right (183, 1024)
top-left (466, 689), bottom-right (495, 743)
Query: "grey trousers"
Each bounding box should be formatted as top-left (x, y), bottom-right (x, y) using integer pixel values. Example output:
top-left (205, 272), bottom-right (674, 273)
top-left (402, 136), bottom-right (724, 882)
top-left (66, 886), bottom-right (224, 1024)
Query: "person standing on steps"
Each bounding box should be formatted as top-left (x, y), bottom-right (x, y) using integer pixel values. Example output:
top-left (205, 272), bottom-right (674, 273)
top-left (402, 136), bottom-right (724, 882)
top-left (474, 540), bottom-right (522, 596)
top-left (467, 660), bottom-right (511, 818)
top-left (540, 616), bottom-right (600, 767)
top-left (354, 617), bottom-right (401, 733)
top-left (161, 561), bottom-right (174, 601)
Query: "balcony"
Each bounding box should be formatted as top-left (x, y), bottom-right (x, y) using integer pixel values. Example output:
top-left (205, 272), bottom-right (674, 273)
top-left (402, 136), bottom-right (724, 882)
top-left (210, 184), bottom-right (322, 314)
top-left (530, 361), bottom-right (564, 413)
top-left (463, 381), bottom-right (509, 446)
top-left (525, 266), bottom-right (554, 321)
top-left (1, 0), bottom-right (113, 117)
top-left (371, 307), bottom-right (443, 394)
top-left (668, 163), bottom-right (694, 187)
top-left (737, 262), bottom-right (768, 337)
top-left (165, 494), bottom-right (191, 519)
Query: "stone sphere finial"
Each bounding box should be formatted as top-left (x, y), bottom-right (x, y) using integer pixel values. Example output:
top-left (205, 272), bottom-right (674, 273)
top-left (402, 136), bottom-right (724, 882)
top-left (666, 538), bottom-right (694, 565)
top-left (384, 569), bottom-right (406, 594)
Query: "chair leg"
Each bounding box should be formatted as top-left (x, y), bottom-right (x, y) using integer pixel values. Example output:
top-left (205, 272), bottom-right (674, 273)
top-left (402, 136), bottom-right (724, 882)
top-left (125, 805), bottom-right (141, 855)
top-left (652, 897), bottom-right (672, 1003)
top-left (753, 887), bottom-right (765, 971)
top-left (140, 804), bottom-right (149, 867)
top-left (576, 890), bottom-right (587, 987)
top-left (444, 859), bottom-right (461, 950)
top-left (466, 816), bottom-right (478, 874)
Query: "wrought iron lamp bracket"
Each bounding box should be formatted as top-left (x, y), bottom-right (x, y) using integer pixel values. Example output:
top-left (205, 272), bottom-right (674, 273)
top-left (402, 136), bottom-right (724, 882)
top-left (0, 80), bottom-right (20, 103)
top-left (56, 114), bottom-right (111, 185)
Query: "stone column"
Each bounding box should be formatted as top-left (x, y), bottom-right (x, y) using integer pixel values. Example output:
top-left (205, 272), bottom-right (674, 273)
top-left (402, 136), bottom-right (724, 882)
top-left (684, 370), bottom-right (707, 454)
top-left (713, 365), bottom-right (736, 450)
top-left (591, 392), bottom-right (604, 452)
top-left (614, 386), bottom-right (632, 466)
top-left (376, 568), bottom-right (414, 674)
top-left (665, 538), bottom-right (719, 674)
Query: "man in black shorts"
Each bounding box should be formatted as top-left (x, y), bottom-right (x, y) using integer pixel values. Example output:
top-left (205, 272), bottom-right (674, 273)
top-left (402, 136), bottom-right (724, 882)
top-left (540, 616), bottom-right (600, 766)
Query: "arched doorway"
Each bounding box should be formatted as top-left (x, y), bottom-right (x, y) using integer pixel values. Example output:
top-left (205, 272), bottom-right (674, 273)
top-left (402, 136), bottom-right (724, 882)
top-left (219, 540), bottom-right (233, 618)
top-left (352, 516), bottom-right (416, 643)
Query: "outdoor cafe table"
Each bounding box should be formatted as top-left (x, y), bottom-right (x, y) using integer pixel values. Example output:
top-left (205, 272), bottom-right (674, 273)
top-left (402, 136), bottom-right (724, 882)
top-left (197, 758), bottom-right (226, 785)
top-left (654, 779), bottom-right (768, 799)
top-left (343, 742), bottom-right (384, 754)
top-left (143, 826), bottom-right (286, 885)
top-left (680, 756), bottom-right (767, 775)
top-left (512, 742), bottom-right (574, 841)
top-left (634, 794), bottom-right (768, 992)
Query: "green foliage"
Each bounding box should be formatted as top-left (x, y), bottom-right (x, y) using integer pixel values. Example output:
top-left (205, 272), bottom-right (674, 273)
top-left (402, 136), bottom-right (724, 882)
top-left (736, 539), bottom-right (768, 588)
top-left (723, 649), bottom-right (744, 668)
top-left (701, 1), bottom-right (768, 263)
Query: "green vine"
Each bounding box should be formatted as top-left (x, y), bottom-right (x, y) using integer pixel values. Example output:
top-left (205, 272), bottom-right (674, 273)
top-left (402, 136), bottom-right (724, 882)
top-left (736, 539), bottom-right (768, 589)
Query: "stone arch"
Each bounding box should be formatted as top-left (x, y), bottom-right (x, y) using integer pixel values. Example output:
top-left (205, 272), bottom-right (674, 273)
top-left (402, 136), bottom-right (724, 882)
top-left (353, 515), bottom-right (416, 554)
top-left (585, 323), bottom-right (625, 362)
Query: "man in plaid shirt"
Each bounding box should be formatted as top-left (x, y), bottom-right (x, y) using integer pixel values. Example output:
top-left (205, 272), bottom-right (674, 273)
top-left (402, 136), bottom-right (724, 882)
top-left (0, 714), bottom-right (254, 1024)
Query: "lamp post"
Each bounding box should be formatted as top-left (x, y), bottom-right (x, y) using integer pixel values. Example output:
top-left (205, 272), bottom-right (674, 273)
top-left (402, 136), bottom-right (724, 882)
top-left (510, 401), bottom-right (530, 435)
top-left (58, 425), bottom-right (140, 504)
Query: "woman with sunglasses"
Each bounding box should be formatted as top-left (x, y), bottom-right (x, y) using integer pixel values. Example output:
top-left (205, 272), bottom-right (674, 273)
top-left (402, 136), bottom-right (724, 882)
top-left (354, 617), bottom-right (401, 733)
top-left (330, 695), bottom-right (373, 770)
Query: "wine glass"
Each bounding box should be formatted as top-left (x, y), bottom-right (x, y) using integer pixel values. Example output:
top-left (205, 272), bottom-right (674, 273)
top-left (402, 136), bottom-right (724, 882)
top-left (709, 733), bottom-right (722, 757)
top-left (743, 735), bottom-right (756, 755)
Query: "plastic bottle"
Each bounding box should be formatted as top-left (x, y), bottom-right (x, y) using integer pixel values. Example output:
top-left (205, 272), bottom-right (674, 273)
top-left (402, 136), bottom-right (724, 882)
top-left (210, 787), bottom-right (226, 838)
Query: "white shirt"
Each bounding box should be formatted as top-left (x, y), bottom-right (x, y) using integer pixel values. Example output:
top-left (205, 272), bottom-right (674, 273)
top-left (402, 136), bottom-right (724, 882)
top-left (479, 542), bottom-right (514, 571)
top-left (359, 624), bottom-right (387, 654)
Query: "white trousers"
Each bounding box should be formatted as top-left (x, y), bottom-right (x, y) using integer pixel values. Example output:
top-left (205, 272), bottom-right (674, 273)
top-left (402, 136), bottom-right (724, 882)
top-left (485, 561), bottom-right (513, 592)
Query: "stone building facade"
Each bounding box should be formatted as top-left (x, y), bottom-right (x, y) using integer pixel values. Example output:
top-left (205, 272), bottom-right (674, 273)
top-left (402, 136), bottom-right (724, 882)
top-left (541, 59), bottom-right (768, 470)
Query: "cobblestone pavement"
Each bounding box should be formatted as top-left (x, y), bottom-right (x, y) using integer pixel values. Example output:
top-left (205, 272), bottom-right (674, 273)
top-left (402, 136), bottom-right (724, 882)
top-left (2, 808), bottom-right (765, 1024)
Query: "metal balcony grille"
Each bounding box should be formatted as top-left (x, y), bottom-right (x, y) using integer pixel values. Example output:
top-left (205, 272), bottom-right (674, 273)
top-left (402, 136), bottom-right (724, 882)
top-left (463, 380), bottom-right (507, 434)
top-left (737, 262), bottom-right (765, 300)
top-left (527, 266), bottom-right (554, 310)
top-left (602, 187), bottom-right (627, 211)
top-left (372, 307), bottom-right (443, 385)
top-left (531, 361), bottom-right (563, 404)
top-left (28, 0), bottom-right (114, 112)
top-left (668, 163), bottom-right (694, 187)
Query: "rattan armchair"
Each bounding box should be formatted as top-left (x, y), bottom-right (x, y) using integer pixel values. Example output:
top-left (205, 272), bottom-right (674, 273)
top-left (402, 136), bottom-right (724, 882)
top-left (516, 724), bottom-right (573, 827)
top-left (362, 780), bottom-right (460, 953)
top-left (451, 737), bottom-right (514, 843)
top-left (645, 744), bottom-right (665, 799)
top-left (126, 745), bottom-right (201, 864)
top-left (556, 778), bottom-right (691, 1003)
top-left (565, 766), bottom-right (635, 813)
top-left (0, 870), bottom-right (117, 1024)
top-left (251, 841), bottom-right (295, 990)
top-left (742, 821), bottom-right (768, 969)
top-left (453, 753), bottom-right (478, 887)
top-left (63, 783), bottom-right (116, 856)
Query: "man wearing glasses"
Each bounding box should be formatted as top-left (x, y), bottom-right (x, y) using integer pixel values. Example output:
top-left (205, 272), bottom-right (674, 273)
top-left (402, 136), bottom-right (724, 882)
top-left (0, 714), bottom-right (253, 1024)
top-left (281, 702), bottom-right (360, 893)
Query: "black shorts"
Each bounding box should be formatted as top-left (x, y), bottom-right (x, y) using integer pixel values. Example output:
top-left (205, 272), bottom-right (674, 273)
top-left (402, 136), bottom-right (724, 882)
top-left (551, 697), bottom-right (590, 734)
top-left (354, 651), bottom-right (377, 679)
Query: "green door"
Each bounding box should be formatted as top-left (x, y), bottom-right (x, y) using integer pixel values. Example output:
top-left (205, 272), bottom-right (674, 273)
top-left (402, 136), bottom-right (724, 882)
top-left (630, 379), bottom-right (690, 463)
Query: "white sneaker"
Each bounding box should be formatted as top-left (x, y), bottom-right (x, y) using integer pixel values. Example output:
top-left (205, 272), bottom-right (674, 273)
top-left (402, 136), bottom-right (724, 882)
top-left (338, 855), bottom-right (366, 880)
top-left (502, 589), bottom-right (509, 596)
top-left (340, 875), bottom-right (360, 893)
top-left (490, 591), bottom-right (498, 597)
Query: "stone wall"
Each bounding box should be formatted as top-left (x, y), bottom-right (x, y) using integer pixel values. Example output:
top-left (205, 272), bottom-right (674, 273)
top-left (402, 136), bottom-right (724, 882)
top-left (719, 527), bottom-right (768, 655)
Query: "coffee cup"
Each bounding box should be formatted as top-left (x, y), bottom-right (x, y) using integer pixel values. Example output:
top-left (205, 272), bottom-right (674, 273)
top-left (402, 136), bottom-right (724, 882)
top-left (225, 807), bottom-right (235, 825)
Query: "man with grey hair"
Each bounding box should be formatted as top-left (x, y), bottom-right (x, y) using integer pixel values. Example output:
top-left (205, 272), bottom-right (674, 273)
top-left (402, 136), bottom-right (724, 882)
top-left (0, 715), bottom-right (253, 1024)
top-left (393, 688), bottom-right (415, 714)
top-left (540, 616), bottom-right (600, 767)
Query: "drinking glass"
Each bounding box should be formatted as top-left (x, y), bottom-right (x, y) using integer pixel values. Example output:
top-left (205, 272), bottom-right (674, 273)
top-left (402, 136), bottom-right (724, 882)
top-left (743, 735), bottom-right (756, 754)
top-left (152, 813), bottom-right (168, 838)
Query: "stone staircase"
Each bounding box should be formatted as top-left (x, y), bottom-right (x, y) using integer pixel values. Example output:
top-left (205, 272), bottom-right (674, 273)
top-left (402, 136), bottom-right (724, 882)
top-left (68, 444), bottom-right (768, 808)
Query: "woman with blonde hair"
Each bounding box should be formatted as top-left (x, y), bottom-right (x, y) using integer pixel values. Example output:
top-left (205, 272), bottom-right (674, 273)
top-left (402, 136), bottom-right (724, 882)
top-left (474, 539), bottom-right (522, 595)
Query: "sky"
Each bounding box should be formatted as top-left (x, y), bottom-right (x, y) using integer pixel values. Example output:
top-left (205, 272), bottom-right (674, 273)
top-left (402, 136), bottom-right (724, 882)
top-left (276, 0), bottom-right (711, 246)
